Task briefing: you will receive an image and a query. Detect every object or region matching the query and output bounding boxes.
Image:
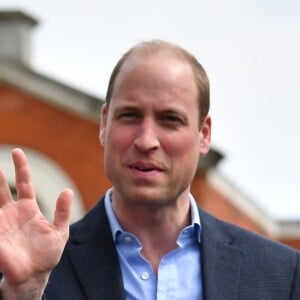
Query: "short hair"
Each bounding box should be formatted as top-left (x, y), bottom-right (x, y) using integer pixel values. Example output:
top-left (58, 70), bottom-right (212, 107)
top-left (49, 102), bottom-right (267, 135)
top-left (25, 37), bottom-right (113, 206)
top-left (105, 40), bottom-right (210, 126)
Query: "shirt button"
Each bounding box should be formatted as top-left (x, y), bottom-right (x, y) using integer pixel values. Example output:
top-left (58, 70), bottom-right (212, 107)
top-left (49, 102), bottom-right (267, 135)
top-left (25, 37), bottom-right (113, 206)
top-left (141, 272), bottom-right (149, 280)
top-left (124, 236), bottom-right (132, 243)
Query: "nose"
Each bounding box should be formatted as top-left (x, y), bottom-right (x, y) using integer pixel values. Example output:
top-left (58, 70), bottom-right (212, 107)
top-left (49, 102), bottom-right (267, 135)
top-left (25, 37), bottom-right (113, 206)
top-left (134, 118), bottom-right (160, 152)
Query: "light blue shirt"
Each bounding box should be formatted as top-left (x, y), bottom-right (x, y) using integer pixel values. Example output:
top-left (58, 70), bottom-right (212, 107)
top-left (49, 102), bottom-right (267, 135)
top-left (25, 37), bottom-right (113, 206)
top-left (104, 189), bottom-right (203, 300)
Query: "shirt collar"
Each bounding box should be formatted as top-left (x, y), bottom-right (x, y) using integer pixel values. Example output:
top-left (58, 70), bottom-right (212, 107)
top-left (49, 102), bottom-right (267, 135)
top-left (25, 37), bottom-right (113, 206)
top-left (104, 188), bottom-right (201, 243)
top-left (104, 188), bottom-right (122, 242)
top-left (189, 193), bottom-right (202, 243)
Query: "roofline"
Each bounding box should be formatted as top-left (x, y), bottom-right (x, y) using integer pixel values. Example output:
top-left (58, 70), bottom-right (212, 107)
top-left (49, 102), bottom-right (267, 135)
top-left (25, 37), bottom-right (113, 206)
top-left (0, 60), bottom-right (104, 122)
top-left (0, 10), bottom-right (38, 25)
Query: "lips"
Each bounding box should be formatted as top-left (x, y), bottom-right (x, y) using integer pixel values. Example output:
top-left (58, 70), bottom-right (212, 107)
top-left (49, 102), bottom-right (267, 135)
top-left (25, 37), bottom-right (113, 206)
top-left (129, 162), bottom-right (163, 172)
top-left (126, 161), bottom-right (166, 181)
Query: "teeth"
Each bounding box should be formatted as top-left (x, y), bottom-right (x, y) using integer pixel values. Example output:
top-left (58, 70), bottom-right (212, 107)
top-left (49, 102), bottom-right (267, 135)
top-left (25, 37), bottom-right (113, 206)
top-left (136, 166), bottom-right (152, 171)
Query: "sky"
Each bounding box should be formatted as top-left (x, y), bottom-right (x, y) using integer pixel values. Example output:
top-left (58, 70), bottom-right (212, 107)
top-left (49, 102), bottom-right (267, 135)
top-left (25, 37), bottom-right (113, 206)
top-left (1, 0), bottom-right (300, 220)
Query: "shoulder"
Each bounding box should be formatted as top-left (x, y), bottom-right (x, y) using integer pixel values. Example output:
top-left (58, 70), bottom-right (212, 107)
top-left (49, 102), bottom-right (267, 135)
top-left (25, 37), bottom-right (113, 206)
top-left (199, 207), bottom-right (299, 259)
top-left (199, 207), bottom-right (300, 295)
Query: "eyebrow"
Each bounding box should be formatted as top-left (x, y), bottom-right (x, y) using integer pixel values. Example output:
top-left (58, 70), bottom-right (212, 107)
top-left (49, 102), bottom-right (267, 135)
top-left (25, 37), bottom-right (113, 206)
top-left (111, 97), bottom-right (190, 117)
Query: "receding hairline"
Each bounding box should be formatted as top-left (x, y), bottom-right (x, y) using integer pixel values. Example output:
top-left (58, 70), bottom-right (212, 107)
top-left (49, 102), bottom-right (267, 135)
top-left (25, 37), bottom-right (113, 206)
top-left (122, 40), bottom-right (197, 63)
top-left (105, 39), bottom-right (210, 125)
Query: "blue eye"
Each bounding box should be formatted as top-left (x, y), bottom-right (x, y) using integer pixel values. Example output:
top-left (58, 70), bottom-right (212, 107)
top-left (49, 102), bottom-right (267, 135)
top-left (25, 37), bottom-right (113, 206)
top-left (119, 112), bottom-right (137, 119)
top-left (165, 115), bottom-right (181, 122)
top-left (121, 113), bottom-right (135, 118)
top-left (162, 115), bottom-right (183, 124)
top-left (118, 111), bottom-right (141, 123)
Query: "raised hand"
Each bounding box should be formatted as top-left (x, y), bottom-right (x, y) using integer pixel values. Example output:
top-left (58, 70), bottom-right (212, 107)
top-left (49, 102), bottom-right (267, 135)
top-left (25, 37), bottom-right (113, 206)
top-left (0, 148), bottom-right (72, 299)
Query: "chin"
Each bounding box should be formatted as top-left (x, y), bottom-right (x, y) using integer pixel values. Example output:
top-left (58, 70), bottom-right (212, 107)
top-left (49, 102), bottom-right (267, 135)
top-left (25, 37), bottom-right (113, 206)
top-left (125, 188), bottom-right (177, 208)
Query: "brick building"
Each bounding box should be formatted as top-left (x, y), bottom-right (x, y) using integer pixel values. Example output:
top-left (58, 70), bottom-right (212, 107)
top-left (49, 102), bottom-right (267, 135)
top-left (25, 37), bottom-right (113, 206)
top-left (1, 10), bottom-right (299, 249)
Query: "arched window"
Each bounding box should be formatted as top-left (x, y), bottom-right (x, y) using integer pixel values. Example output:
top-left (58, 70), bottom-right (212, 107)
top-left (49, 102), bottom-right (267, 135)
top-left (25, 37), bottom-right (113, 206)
top-left (1, 145), bottom-right (84, 222)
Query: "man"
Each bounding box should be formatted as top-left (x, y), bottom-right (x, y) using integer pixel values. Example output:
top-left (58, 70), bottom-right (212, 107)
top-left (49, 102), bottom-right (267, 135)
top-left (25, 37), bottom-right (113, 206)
top-left (0, 40), bottom-right (299, 300)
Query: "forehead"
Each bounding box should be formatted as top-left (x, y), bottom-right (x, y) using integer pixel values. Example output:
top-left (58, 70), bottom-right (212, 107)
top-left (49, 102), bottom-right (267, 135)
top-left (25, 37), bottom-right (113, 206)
top-left (110, 52), bottom-right (198, 106)
top-left (118, 50), bottom-right (193, 79)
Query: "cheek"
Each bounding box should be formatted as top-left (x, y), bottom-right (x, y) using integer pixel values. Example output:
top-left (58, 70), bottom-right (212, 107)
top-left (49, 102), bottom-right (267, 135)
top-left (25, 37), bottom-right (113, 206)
top-left (166, 134), bottom-right (200, 178)
top-left (164, 132), bottom-right (200, 157)
top-left (105, 126), bottom-right (136, 156)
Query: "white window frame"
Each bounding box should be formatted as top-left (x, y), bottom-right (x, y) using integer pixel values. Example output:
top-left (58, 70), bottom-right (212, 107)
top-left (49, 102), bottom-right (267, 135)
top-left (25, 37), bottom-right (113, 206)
top-left (0, 145), bottom-right (84, 222)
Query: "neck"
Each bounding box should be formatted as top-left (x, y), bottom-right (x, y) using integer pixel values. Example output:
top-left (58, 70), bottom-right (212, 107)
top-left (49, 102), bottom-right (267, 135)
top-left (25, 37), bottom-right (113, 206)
top-left (111, 191), bottom-right (191, 273)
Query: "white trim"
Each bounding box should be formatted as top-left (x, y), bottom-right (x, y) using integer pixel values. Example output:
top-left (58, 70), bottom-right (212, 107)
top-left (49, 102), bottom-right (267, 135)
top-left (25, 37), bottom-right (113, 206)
top-left (0, 145), bottom-right (84, 222)
top-left (207, 170), bottom-right (300, 238)
top-left (206, 170), bottom-right (282, 238)
top-left (277, 222), bottom-right (300, 239)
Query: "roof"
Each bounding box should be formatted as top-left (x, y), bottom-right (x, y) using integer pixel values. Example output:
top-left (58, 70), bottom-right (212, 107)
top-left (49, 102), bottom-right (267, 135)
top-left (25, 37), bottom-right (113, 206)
top-left (0, 59), bottom-right (104, 121)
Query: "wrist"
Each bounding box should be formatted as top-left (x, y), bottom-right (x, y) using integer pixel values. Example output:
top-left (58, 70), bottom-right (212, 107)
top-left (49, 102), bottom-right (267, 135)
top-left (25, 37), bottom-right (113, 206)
top-left (0, 273), bottom-right (49, 300)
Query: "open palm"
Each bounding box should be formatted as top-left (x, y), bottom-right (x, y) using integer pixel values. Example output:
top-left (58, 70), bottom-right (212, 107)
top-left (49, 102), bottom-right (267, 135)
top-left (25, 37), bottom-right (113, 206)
top-left (0, 148), bottom-right (72, 290)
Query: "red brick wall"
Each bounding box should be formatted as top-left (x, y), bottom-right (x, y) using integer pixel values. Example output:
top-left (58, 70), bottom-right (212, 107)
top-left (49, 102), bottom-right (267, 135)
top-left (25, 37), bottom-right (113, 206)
top-left (279, 239), bottom-right (300, 250)
top-left (191, 173), bottom-right (300, 249)
top-left (0, 84), bottom-right (110, 210)
top-left (191, 174), bottom-right (268, 236)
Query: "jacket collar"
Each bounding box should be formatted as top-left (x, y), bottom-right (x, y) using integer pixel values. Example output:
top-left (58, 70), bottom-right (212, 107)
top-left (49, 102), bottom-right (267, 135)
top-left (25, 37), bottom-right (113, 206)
top-left (199, 208), bottom-right (241, 300)
top-left (66, 198), bottom-right (126, 300)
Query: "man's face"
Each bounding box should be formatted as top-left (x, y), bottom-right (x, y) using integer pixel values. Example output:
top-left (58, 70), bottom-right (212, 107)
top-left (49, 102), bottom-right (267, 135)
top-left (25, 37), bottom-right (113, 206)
top-left (100, 52), bottom-right (211, 207)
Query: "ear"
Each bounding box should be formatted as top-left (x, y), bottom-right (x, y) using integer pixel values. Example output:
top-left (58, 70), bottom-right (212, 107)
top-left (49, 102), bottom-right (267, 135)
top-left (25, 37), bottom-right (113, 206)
top-left (199, 115), bottom-right (211, 157)
top-left (99, 104), bottom-right (108, 146)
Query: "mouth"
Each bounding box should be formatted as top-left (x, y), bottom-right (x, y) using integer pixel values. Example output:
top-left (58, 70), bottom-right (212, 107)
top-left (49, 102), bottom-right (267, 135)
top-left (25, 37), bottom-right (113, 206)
top-left (129, 162), bottom-right (163, 174)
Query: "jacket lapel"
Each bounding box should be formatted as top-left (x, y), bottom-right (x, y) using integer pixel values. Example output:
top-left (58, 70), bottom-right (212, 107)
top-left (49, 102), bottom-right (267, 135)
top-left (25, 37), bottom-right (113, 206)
top-left (199, 209), bottom-right (241, 300)
top-left (67, 199), bottom-right (125, 300)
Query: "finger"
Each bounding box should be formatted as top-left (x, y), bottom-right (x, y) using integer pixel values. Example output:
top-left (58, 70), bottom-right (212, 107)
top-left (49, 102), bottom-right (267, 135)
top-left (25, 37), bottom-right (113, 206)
top-left (12, 148), bottom-right (36, 201)
top-left (53, 188), bottom-right (73, 233)
top-left (0, 169), bottom-right (13, 206)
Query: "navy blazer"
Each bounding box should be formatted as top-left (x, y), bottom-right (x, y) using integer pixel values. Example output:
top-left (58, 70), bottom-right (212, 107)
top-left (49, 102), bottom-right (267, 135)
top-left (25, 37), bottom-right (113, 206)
top-left (45, 197), bottom-right (300, 299)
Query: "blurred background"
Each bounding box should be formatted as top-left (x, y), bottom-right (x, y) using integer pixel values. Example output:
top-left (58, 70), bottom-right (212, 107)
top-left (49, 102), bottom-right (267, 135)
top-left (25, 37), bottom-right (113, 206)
top-left (0, 0), bottom-right (299, 248)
